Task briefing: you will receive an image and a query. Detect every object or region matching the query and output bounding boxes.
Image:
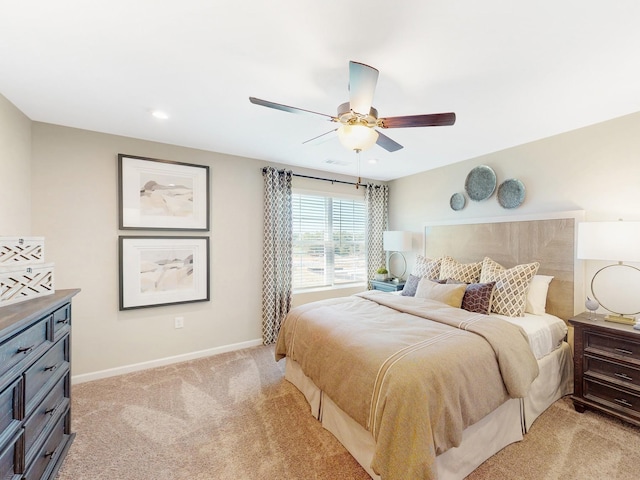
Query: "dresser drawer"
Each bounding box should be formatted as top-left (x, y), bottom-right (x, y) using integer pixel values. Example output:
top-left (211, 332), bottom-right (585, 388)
top-left (52, 304), bottom-right (70, 342)
top-left (0, 431), bottom-right (23, 480)
top-left (24, 339), bottom-right (68, 416)
top-left (585, 331), bottom-right (640, 364)
top-left (24, 374), bottom-right (68, 458)
top-left (0, 378), bottom-right (22, 450)
top-left (585, 354), bottom-right (640, 390)
top-left (0, 318), bottom-right (50, 381)
top-left (22, 413), bottom-right (66, 480)
top-left (584, 378), bottom-right (640, 416)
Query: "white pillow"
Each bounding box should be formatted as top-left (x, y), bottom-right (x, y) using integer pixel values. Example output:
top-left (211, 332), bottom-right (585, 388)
top-left (525, 275), bottom-right (554, 315)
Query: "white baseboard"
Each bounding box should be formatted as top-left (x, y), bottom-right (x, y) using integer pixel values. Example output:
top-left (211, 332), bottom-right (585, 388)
top-left (71, 338), bottom-right (264, 385)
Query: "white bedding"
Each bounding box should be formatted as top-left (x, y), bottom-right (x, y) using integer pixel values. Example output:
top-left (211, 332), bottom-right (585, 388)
top-left (491, 312), bottom-right (567, 359)
top-left (391, 290), bottom-right (568, 360)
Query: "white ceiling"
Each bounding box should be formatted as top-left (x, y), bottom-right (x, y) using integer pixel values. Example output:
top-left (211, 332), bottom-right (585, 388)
top-left (2, 1), bottom-right (640, 181)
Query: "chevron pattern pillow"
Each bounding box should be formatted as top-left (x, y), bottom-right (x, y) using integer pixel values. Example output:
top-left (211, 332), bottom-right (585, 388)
top-left (479, 257), bottom-right (540, 317)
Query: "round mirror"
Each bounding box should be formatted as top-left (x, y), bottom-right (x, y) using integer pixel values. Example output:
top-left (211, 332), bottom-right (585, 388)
top-left (591, 264), bottom-right (640, 315)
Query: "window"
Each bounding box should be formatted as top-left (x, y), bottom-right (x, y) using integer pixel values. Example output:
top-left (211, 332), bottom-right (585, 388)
top-left (292, 192), bottom-right (366, 290)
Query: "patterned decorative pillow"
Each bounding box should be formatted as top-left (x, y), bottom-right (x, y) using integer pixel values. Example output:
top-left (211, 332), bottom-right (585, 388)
top-left (411, 255), bottom-right (442, 279)
top-left (479, 257), bottom-right (540, 317)
top-left (439, 256), bottom-right (482, 283)
top-left (450, 281), bottom-right (496, 314)
top-left (401, 274), bottom-right (421, 296)
top-left (402, 275), bottom-right (445, 296)
top-left (415, 278), bottom-right (466, 308)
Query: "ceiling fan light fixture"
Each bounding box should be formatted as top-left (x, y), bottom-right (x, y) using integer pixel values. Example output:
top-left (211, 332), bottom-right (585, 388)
top-left (337, 124), bottom-right (378, 151)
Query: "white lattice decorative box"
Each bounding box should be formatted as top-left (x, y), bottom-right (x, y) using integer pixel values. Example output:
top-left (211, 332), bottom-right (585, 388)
top-left (0, 263), bottom-right (55, 306)
top-left (0, 237), bottom-right (45, 265)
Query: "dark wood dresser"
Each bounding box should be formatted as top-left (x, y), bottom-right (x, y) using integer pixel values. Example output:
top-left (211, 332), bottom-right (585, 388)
top-left (0, 289), bottom-right (79, 480)
top-left (570, 312), bottom-right (640, 426)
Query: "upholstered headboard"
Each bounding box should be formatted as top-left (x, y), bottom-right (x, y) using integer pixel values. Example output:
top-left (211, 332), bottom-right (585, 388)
top-left (424, 212), bottom-right (584, 321)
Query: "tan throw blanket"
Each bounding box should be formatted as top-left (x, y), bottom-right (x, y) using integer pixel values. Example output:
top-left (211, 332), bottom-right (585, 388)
top-left (275, 291), bottom-right (539, 480)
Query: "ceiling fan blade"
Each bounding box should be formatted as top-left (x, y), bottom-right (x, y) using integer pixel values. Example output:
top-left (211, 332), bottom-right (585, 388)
top-left (302, 128), bottom-right (338, 145)
top-left (379, 112), bottom-right (456, 128)
top-left (249, 97), bottom-right (336, 120)
top-left (348, 61), bottom-right (379, 115)
top-left (375, 130), bottom-right (403, 152)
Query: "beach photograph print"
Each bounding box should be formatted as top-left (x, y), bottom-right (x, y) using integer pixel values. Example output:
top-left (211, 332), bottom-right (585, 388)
top-left (139, 248), bottom-right (194, 293)
top-left (119, 236), bottom-right (210, 310)
top-left (119, 154), bottom-right (210, 230)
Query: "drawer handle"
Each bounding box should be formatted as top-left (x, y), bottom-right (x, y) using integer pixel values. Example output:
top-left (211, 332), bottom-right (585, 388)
top-left (615, 372), bottom-right (634, 381)
top-left (56, 319), bottom-right (69, 325)
top-left (45, 404), bottom-right (60, 416)
top-left (44, 449), bottom-right (56, 459)
top-left (17, 345), bottom-right (34, 354)
top-left (614, 398), bottom-right (633, 408)
top-left (44, 364), bottom-right (57, 372)
top-left (615, 348), bottom-right (633, 355)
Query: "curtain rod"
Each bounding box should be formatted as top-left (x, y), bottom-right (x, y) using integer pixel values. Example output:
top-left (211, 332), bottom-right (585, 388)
top-left (262, 167), bottom-right (384, 187)
top-left (293, 172), bottom-right (360, 186)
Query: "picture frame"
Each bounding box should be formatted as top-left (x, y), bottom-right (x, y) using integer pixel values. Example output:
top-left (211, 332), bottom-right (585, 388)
top-left (119, 236), bottom-right (210, 310)
top-left (118, 154), bottom-right (210, 230)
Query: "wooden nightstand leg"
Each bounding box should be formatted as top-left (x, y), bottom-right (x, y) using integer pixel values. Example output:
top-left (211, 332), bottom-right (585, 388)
top-left (572, 401), bottom-right (586, 413)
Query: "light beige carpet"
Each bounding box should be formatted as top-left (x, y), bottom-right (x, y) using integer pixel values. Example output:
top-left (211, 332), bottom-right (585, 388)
top-left (57, 345), bottom-right (640, 480)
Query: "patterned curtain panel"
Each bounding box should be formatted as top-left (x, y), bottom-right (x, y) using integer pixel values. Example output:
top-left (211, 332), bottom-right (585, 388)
top-left (365, 184), bottom-right (389, 289)
top-left (262, 167), bottom-right (293, 344)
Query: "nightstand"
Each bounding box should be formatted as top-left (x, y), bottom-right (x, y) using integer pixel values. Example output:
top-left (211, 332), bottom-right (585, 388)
top-left (569, 312), bottom-right (640, 427)
top-left (370, 279), bottom-right (405, 292)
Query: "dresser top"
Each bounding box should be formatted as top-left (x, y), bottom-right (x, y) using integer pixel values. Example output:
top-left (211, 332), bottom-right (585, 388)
top-left (0, 289), bottom-right (80, 338)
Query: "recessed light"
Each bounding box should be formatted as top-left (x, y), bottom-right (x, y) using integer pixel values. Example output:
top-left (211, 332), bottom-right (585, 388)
top-left (151, 110), bottom-right (169, 120)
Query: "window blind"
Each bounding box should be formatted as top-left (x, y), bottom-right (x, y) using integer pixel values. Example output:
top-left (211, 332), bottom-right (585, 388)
top-left (292, 193), bottom-right (366, 289)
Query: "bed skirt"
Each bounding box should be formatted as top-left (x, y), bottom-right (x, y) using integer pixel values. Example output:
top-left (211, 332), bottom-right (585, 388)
top-left (284, 341), bottom-right (573, 480)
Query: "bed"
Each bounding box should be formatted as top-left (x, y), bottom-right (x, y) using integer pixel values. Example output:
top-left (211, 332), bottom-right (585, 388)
top-left (275, 214), bottom-right (582, 480)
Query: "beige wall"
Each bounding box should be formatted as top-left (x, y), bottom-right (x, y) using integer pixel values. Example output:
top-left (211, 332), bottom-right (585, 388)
top-left (27, 122), bottom-right (365, 380)
top-left (388, 111), bottom-right (640, 313)
top-left (0, 94), bottom-right (31, 234)
top-left (30, 123), bottom-right (267, 378)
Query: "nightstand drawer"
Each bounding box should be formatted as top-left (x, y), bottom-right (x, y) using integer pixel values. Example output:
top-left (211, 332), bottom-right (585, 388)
top-left (584, 378), bottom-right (640, 415)
top-left (585, 355), bottom-right (640, 389)
top-left (585, 331), bottom-right (640, 363)
top-left (370, 280), bottom-right (405, 292)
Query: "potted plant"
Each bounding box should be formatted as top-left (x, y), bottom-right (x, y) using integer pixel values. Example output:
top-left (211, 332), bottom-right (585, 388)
top-left (375, 266), bottom-right (388, 281)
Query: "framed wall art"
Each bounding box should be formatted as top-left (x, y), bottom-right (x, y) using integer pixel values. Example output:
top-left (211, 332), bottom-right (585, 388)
top-left (118, 154), bottom-right (210, 230)
top-left (119, 236), bottom-right (210, 310)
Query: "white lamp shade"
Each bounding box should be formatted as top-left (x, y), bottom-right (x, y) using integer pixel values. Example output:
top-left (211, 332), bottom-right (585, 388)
top-left (577, 221), bottom-right (640, 262)
top-left (337, 124), bottom-right (379, 151)
top-left (383, 231), bottom-right (412, 252)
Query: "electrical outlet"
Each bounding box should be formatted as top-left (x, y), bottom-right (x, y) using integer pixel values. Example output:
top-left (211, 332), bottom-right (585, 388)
top-left (174, 316), bottom-right (184, 329)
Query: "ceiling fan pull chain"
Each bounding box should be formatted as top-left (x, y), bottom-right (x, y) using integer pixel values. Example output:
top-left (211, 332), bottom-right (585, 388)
top-left (356, 149), bottom-right (362, 189)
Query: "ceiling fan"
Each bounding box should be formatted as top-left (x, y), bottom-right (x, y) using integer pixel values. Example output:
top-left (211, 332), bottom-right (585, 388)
top-left (249, 61), bottom-right (456, 153)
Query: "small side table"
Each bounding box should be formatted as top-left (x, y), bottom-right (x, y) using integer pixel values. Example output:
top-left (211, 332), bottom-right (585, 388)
top-left (569, 312), bottom-right (640, 427)
top-left (370, 279), bottom-right (405, 292)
